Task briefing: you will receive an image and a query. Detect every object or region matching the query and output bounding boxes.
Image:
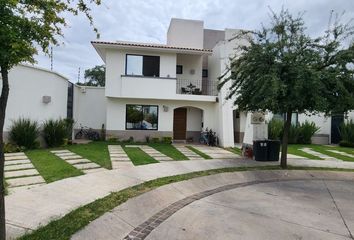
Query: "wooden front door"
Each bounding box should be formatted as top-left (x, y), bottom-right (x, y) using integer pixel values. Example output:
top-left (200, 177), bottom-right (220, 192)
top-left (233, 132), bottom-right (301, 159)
top-left (173, 108), bottom-right (187, 140)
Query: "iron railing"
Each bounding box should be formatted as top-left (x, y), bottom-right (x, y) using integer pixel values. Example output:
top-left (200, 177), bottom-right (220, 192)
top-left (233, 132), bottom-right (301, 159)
top-left (176, 79), bottom-right (218, 96)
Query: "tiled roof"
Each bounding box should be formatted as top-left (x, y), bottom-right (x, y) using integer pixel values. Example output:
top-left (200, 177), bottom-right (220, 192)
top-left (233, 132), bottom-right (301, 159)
top-left (91, 41), bottom-right (212, 53)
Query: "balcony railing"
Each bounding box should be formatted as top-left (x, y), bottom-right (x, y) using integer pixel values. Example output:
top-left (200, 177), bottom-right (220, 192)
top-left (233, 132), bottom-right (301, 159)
top-left (176, 79), bottom-right (217, 96)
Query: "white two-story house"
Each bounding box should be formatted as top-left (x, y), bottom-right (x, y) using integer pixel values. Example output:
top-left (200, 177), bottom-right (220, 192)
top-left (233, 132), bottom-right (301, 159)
top-left (92, 19), bottom-right (239, 147)
top-left (91, 18), bottom-right (354, 147)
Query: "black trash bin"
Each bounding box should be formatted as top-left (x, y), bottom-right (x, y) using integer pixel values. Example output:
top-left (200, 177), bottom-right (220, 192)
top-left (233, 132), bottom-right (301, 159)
top-left (267, 140), bottom-right (280, 161)
top-left (253, 140), bottom-right (268, 161)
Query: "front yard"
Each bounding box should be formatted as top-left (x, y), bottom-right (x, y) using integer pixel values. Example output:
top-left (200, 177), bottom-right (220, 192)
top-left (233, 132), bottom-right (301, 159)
top-left (287, 144), bottom-right (354, 161)
top-left (18, 142), bottom-right (226, 185)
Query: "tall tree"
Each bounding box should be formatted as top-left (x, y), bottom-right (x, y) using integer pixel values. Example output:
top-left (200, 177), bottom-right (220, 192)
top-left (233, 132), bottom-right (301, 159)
top-left (80, 65), bottom-right (105, 86)
top-left (0, 1), bottom-right (100, 238)
top-left (219, 9), bottom-right (354, 168)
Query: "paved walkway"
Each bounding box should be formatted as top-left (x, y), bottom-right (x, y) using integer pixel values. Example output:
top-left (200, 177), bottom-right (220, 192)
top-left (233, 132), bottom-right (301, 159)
top-left (4, 153), bottom-right (45, 193)
top-left (189, 145), bottom-right (241, 159)
top-left (108, 145), bottom-right (134, 169)
top-left (51, 150), bottom-right (105, 174)
top-left (72, 170), bottom-right (354, 240)
top-left (173, 145), bottom-right (204, 160)
top-left (126, 145), bottom-right (173, 161)
top-left (5, 157), bottom-right (354, 239)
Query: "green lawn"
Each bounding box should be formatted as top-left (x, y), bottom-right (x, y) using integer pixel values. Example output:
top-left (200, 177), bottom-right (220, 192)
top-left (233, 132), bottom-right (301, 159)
top-left (149, 143), bottom-right (188, 160)
top-left (26, 149), bottom-right (83, 183)
top-left (287, 144), bottom-right (354, 162)
top-left (66, 141), bottom-right (112, 169)
top-left (186, 146), bottom-right (212, 159)
top-left (123, 146), bottom-right (159, 165)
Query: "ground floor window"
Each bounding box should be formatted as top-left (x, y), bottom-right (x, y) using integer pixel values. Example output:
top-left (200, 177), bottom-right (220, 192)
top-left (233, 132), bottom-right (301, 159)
top-left (126, 105), bottom-right (158, 130)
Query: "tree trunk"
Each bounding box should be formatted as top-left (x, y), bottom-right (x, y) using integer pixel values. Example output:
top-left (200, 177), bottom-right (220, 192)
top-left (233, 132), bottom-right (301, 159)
top-left (0, 65), bottom-right (10, 240)
top-left (280, 110), bottom-right (292, 169)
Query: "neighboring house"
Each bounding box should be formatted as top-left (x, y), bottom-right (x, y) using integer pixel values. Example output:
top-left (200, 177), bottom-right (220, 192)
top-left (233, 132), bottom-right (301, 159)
top-left (3, 18), bottom-right (353, 146)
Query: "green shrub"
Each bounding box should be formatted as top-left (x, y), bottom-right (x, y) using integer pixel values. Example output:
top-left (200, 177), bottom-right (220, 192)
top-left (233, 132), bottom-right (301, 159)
top-left (151, 137), bottom-right (160, 143)
top-left (298, 120), bottom-right (320, 144)
top-left (162, 137), bottom-right (172, 144)
top-left (340, 120), bottom-right (354, 145)
top-left (268, 119), bottom-right (284, 140)
top-left (4, 143), bottom-right (21, 153)
top-left (63, 118), bottom-right (74, 139)
top-left (43, 119), bottom-right (67, 147)
top-left (339, 140), bottom-right (354, 148)
top-left (9, 118), bottom-right (39, 149)
top-left (288, 124), bottom-right (301, 144)
top-left (268, 118), bottom-right (319, 144)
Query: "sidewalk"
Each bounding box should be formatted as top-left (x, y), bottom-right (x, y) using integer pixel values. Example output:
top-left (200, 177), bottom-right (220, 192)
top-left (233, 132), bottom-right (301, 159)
top-left (6, 157), bottom-right (354, 239)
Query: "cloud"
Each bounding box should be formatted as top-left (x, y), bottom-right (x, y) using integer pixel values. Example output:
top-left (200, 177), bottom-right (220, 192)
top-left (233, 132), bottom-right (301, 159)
top-left (33, 0), bottom-right (354, 82)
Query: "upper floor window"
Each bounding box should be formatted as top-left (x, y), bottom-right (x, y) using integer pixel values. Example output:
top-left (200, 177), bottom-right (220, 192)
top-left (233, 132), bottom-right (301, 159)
top-left (176, 65), bottom-right (183, 74)
top-left (126, 54), bottom-right (160, 77)
top-left (202, 69), bottom-right (208, 78)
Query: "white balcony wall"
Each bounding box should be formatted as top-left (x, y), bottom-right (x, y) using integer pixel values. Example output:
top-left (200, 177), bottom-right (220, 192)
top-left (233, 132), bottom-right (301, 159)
top-left (105, 49), bottom-right (177, 98)
top-left (121, 76), bottom-right (176, 99)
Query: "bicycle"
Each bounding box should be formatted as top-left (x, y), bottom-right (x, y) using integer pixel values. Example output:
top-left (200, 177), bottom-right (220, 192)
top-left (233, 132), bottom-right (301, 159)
top-left (75, 124), bottom-right (100, 141)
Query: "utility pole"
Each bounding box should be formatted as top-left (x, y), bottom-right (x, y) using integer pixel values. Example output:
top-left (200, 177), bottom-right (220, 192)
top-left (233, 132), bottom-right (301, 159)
top-left (50, 47), bottom-right (53, 71)
top-left (77, 67), bottom-right (81, 83)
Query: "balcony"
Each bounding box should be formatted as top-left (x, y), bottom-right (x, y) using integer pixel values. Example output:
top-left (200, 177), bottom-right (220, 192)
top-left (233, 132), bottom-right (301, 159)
top-left (176, 79), bottom-right (217, 96)
top-left (120, 75), bottom-right (176, 99)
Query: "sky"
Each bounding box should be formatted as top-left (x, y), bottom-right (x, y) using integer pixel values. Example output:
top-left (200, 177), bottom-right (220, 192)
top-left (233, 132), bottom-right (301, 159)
top-left (34, 0), bottom-right (354, 83)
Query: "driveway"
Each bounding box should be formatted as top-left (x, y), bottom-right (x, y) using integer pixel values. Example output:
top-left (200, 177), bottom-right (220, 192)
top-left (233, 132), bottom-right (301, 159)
top-left (72, 170), bottom-right (354, 240)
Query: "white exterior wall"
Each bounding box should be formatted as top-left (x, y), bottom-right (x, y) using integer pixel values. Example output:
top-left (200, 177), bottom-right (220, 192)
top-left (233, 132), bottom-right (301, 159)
top-left (167, 19), bottom-right (204, 49)
top-left (4, 65), bottom-right (68, 131)
top-left (207, 29), bottom-right (248, 147)
top-left (298, 113), bottom-right (331, 135)
top-left (73, 86), bottom-right (106, 130)
top-left (106, 98), bottom-right (216, 134)
top-left (186, 107), bottom-right (203, 131)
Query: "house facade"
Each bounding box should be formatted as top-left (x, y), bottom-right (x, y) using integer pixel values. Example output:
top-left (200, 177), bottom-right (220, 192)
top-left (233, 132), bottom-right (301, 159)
top-left (91, 19), bottom-right (240, 147)
top-left (3, 18), bottom-right (353, 147)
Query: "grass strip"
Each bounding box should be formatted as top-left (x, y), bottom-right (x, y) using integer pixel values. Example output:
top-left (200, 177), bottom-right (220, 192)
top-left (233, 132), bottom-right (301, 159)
top-left (66, 141), bottom-right (112, 169)
top-left (186, 146), bottom-right (212, 159)
top-left (310, 146), bottom-right (354, 162)
top-left (123, 147), bottom-right (159, 165)
top-left (226, 147), bottom-right (242, 155)
top-left (287, 145), bottom-right (322, 160)
top-left (149, 143), bottom-right (188, 160)
top-left (26, 150), bottom-right (83, 183)
top-left (19, 165), bottom-right (354, 240)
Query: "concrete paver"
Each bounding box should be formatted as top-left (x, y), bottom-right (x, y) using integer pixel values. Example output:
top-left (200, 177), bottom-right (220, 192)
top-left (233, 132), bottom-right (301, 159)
top-left (327, 150), bottom-right (354, 158)
top-left (189, 145), bottom-right (241, 159)
top-left (173, 145), bottom-right (204, 160)
top-left (125, 145), bottom-right (173, 161)
top-left (5, 159), bottom-right (31, 166)
top-left (300, 147), bottom-right (338, 160)
top-left (5, 169), bottom-right (39, 178)
top-left (7, 176), bottom-right (46, 188)
top-left (108, 145), bottom-right (134, 169)
top-left (51, 150), bottom-right (104, 173)
top-left (5, 164), bottom-right (34, 171)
